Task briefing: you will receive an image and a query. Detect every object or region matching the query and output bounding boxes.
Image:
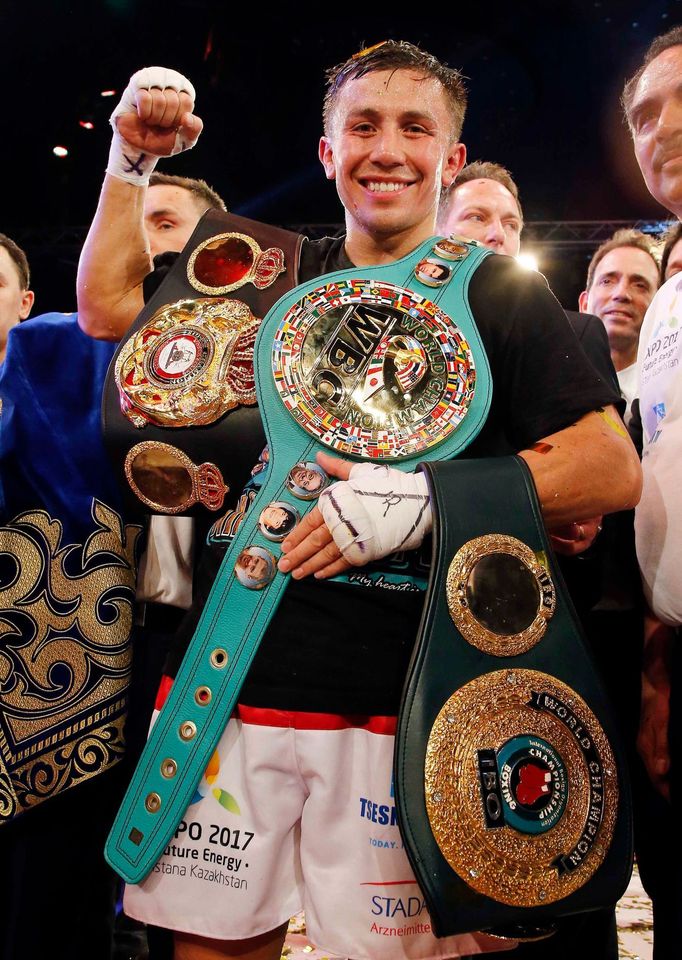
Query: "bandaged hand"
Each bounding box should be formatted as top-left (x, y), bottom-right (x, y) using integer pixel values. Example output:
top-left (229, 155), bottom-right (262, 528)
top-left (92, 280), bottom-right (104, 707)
top-left (278, 453), bottom-right (432, 580)
top-left (107, 67), bottom-right (202, 186)
top-left (318, 462), bottom-right (432, 565)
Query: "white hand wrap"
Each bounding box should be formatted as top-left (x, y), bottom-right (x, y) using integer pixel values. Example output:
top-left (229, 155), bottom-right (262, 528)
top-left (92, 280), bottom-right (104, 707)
top-left (318, 463), bottom-right (432, 566)
top-left (107, 67), bottom-right (197, 186)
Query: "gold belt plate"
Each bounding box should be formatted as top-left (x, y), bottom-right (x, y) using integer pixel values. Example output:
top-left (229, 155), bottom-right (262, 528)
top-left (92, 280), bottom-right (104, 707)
top-left (425, 669), bottom-right (618, 907)
top-left (115, 297), bottom-right (260, 428)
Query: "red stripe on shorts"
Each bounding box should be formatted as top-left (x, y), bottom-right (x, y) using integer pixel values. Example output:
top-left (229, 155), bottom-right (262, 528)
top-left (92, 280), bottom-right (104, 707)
top-left (153, 676), bottom-right (397, 733)
top-left (236, 704), bottom-right (397, 734)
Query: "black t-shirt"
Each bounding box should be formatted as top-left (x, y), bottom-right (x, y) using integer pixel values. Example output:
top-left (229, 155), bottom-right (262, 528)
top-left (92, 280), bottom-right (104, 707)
top-left (147, 236), bottom-right (620, 715)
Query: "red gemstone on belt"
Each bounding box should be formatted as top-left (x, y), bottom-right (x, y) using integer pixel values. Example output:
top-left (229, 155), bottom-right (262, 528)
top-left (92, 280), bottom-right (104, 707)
top-left (193, 236), bottom-right (254, 287)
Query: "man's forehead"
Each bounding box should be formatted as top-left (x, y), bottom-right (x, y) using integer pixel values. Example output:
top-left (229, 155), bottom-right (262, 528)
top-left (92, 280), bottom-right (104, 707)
top-left (0, 247), bottom-right (23, 287)
top-left (452, 179), bottom-right (521, 216)
top-left (144, 184), bottom-right (198, 217)
top-left (333, 68), bottom-right (448, 115)
top-left (597, 246), bottom-right (658, 277)
top-left (632, 45), bottom-right (682, 109)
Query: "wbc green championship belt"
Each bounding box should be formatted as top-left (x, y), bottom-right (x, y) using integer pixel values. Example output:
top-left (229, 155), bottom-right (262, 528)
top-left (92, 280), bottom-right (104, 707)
top-left (106, 234), bottom-right (493, 881)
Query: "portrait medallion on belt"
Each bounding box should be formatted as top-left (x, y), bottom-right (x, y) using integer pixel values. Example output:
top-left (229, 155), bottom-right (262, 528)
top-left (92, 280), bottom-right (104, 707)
top-left (446, 535), bottom-right (556, 656)
top-left (115, 297), bottom-right (260, 428)
top-left (271, 279), bottom-right (476, 460)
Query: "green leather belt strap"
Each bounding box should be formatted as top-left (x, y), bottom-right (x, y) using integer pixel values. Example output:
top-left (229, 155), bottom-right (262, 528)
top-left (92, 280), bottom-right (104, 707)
top-left (395, 457), bottom-right (633, 937)
top-left (106, 236), bottom-right (492, 883)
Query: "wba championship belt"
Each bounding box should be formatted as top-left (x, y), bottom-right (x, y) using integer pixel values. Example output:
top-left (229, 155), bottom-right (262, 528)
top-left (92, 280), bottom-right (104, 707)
top-left (103, 209), bottom-right (303, 517)
top-left (395, 457), bottom-right (632, 937)
top-left (106, 235), bottom-right (493, 882)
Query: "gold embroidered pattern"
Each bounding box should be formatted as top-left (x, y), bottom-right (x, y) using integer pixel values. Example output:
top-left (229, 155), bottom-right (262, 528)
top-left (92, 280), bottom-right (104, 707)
top-left (0, 500), bottom-right (141, 820)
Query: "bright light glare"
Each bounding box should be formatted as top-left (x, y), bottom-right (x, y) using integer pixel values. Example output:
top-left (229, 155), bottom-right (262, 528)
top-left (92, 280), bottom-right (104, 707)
top-left (101, 89), bottom-right (116, 97)
top-left (53, 145), bottom-right (68, 157)
top-left (517, 252), bottom-right (539, 272)
top-left (79, 120), bottom-right (94, 130)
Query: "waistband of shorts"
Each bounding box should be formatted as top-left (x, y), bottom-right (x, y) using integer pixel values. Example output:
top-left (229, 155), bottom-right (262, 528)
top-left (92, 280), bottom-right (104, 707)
top-left (235, 705), bottom-right (397, 733)
top-left (154, 676), bottom-right (397, 733)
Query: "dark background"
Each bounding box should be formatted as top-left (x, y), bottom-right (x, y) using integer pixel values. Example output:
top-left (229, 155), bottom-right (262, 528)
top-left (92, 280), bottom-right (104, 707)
top-left (2, 0), bottom-right (680, 310)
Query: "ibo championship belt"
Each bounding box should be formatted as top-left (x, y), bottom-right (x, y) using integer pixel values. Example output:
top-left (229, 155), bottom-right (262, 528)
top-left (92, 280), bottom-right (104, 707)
top-left (396, 458), bottom-right (632, 937)
top-left (106, 234), bottom-right (493, 882)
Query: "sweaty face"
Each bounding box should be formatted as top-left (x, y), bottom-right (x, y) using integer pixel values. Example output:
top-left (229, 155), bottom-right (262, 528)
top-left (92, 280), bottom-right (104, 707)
top-left (581, 247), bottom-right (659, 355)
top-left (665, 236), bottom-right (682, 280)
top-left (0, 247), bottom-right (33, 361)
top-left (439, 179), bottom-right (522, 256)
top-left (319, 69), bottom-right (465, 252)
top-left (144, 184), bottom-right (205, 258)
top-left (630, 46), bottom-right (682, 218)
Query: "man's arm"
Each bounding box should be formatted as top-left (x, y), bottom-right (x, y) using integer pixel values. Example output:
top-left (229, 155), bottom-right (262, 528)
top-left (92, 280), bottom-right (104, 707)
top-left (518, 405), bottom-right (641, 525)
top-left (278, 405), bottom-right (642, 580)
top-left (77, 68), bottom-right (202, 341)
top-left (638, 610), bottom-right (674, 802)
top-left (77, 175), bottom-right (151, 340)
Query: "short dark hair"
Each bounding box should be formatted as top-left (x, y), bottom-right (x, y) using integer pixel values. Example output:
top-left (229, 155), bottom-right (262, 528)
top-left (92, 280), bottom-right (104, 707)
top-left (585, 228), bottom-right (660, 292)
top-left (0, 233), bottom-right (30, 289)
top-left (149, 172), bottom-right (227, 213)
top-left (661, 221), bottom-right (682, 278)
top-left (622, 26), bottom-right (682, 125)
top-left (323, 40), bottom-right (467, 140)
top-left (440, 160), bottom-right (523, 219)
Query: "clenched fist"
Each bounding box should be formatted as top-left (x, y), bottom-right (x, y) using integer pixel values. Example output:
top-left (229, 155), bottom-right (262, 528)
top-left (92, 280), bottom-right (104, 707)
top-left (107, 67), bottom-right (203, 186)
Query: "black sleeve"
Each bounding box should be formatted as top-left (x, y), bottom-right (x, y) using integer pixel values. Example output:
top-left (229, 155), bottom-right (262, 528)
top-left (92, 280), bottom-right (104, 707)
top-left (628, 398), bottom-right (643, 457)
top-left (468, 256), bottom-right (622, 452)
top-left (142, 251), bottom-right (181, 303)
top-left (564, 311), bottom-right (621, 397)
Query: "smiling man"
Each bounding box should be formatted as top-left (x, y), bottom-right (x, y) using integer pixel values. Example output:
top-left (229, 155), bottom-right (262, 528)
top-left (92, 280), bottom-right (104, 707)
top-left (78, 42), bottom-right (640, 960)
top-left (579, 230), bottom-right (660, 420)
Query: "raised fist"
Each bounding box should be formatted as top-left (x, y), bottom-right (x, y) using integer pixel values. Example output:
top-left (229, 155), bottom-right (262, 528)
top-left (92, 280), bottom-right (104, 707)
top-left (107, 67), bottom-right (203, 186)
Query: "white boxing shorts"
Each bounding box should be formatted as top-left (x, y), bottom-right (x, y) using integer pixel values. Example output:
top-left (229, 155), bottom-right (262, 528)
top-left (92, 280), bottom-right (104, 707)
top-left (124, 705), bottom-right (512, 959)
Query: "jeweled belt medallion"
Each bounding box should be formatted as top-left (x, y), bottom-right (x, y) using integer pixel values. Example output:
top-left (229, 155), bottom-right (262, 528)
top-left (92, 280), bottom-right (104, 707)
top-left (115, 298), bottom-right (259, 428)
top-left (425, 669), bottom-right (618, 907)
top-left (187, 232), bottom-right (285, 294)
top-left (271, 279), bottom-right (476, 459)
